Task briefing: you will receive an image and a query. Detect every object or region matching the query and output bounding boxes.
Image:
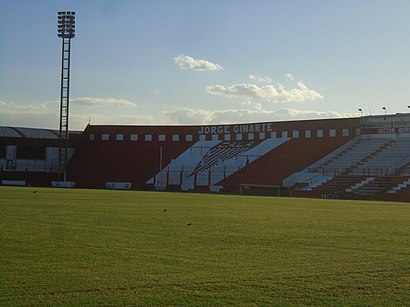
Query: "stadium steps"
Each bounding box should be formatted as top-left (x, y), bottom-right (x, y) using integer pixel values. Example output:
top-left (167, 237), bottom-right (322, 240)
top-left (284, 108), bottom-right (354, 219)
top-left (345, 177), bottom-right (375, 192)
top-left (310, 175), bottom-right (367, 194)
top-left (293, 137), bottom-right (403, 196)
top-left (348, 176), bottom-right (406, 199)
top-left (386, 180), bottom-right (410, 201)
top-left (388, 177), bottom-right (410, 194)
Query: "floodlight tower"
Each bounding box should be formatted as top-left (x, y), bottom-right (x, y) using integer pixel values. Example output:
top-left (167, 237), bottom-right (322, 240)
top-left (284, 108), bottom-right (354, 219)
top-left (57, 11), bottom-right (75, 181)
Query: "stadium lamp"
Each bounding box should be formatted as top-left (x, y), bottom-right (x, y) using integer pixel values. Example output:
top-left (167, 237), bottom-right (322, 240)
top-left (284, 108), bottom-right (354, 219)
top-left (382, 107), bottom-right (386, 116)
top-left (358, 108), bottom-right (363, 117)
top-left (57, 11), bottom-right (76, 182)
top-left (58, 11), bottom-right (75, 38)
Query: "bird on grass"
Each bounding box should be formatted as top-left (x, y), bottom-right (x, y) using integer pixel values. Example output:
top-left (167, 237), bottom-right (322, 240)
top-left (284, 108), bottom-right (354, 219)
top-left (163, 209), bottom-right (167, 212)
top-left (187, 223), bottom-right (192, 226)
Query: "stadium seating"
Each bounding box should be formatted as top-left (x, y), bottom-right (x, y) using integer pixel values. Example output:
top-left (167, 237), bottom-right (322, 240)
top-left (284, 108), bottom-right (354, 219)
top-left (289, 135), bottom-right (410, 200)
top-left (223, 136), bottom-right (349, 192)
top-left (349, 138), bottom-right (410, 175)
top-left (148, 137), bottom-right (290, 191)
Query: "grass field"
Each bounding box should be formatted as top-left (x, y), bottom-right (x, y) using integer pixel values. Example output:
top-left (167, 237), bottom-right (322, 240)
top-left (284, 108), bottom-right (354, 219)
top-left (0, 186), bottom-right (409, 305)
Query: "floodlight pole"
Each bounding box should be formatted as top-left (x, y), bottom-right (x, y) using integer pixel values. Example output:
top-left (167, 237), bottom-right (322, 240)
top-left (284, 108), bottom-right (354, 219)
top-left (57, 11), bottom-right (75, 182)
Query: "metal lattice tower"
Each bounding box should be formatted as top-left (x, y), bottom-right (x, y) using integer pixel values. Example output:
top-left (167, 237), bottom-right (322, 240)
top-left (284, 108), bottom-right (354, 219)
top-left (57, 11), bottom-right (75, 181)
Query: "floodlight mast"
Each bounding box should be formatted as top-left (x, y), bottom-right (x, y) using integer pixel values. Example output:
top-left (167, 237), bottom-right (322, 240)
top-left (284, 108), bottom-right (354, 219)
top-left (57, 11), bottom-right (75, 182)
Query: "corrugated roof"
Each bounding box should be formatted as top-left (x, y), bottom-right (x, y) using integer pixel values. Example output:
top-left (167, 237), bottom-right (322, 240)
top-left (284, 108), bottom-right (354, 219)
top-left (0, 126), bottom-right (81, 139)
top-left (16, 127), bottom-right (59, 139)
top-left (0, 127), bottom-right (21, 138)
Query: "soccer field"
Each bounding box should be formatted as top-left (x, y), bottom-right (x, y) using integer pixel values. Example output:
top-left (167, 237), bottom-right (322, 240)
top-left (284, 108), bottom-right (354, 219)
top-left (0, 186), bottom-right (409, 305)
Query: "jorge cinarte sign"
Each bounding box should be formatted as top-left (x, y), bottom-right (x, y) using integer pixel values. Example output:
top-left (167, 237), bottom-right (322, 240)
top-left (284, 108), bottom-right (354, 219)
top-left (198, 123), bottom-right (274, 135)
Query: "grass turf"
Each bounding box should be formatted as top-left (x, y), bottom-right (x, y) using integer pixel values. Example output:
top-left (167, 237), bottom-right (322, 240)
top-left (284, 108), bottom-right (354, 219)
top-left (0, 186), bottom-right (409, 305)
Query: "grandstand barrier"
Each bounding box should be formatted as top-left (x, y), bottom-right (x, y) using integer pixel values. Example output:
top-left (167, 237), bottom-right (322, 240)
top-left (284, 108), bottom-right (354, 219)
top-left (320, 192), bottom-right (341, 199)
top-left (51, 181), bottom-right (76, 188)
top-left (1, 180), bottom-right (26, 186)
top-left (105, 182), bottom-right (132, 190)
top-left (239, 184), bottom-right (284, 196)
top-left (388, 178), bottom-right (410, 193)
top-left (345, 177), bottom-right (375, 192)
top-left (210, 185), bottom-right (223, 193)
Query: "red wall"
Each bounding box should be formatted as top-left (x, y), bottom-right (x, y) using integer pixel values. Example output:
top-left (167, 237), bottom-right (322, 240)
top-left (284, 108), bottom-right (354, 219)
top-left (69, 125), bottom-right (195, 188)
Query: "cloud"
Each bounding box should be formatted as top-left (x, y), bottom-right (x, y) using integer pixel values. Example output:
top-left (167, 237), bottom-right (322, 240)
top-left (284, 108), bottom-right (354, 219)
top-left (71, 97), bottom-right (137, 108)
top-left (162, 109), bottom-right (213, 125)
top-left (163, 108), bottom-right (349, 125)
top-left (249, 74), bottom-right (273, 83)
top-left (0, 100), bottom-right (51, 115)
top-left (0, 99), bottom-right (142, 130)
top-left (0, 100), bottom-right (59, 129)
top-left (286, 73), bottom-right (295, 80)
top-left (174, 54), bottom-right (223, 71)
top-left (72, 113), bottom-right (160, 127)
top-left (207, 81), bottom-right (323, 103)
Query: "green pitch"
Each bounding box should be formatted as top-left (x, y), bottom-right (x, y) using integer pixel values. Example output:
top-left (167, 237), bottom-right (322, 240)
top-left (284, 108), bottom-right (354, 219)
top-left (1, 186), bottom-right (409, 305)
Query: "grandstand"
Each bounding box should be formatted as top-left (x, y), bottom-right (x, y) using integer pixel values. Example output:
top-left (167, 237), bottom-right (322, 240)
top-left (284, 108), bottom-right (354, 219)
top-left (1, 114), bottom-right (410, 201)
top-left (0, 127), bottom-right (80, 186)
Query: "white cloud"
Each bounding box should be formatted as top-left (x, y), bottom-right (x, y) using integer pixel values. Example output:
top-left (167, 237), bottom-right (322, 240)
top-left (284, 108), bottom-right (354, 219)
top-left (249, 74), bottom-right (273, 83)
top-left (72, 113), bottom-right (160, 127)
top-left (174, 54), bottom-right (223, 71)
top-left (163, 107), bottom-right (349, 125)
top-left (0, 99), bottom-right (141, 130)
top-left (207, 81), bottom-right (323, 103)
top-left (286, 73), bottom-right (295, 80)
top-left (0, 100), bottom-right (51, 115)
top-left (162, 109), bottom-right (214, 125)
top-left (0, 100), bottom-right (59, 129)
top-left (71, 97), bottom-right (137, 108)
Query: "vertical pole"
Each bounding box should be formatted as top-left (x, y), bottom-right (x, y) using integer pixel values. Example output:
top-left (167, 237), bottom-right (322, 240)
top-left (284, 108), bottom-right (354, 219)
top-left (64, 38), bottom-right (71, 182)
top-left (58, 37), bottom-right (72, 182)
top-left (180, 166), bottom-right (183, 188)
top-left (58, 38), bottom-right (65, 181)
top-left (159, 146), bottom-right (163, 171)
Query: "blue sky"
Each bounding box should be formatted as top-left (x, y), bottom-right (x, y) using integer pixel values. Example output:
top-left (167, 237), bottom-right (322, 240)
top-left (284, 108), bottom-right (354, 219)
top-left (1, 0), bottom-right (410, 130)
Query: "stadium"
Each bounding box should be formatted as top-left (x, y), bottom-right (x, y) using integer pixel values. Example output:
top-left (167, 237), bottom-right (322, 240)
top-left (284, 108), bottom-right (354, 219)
top-left (3, 3), bottom-right (410, 305)
top-left (1, 112), bottom-right (410, 202)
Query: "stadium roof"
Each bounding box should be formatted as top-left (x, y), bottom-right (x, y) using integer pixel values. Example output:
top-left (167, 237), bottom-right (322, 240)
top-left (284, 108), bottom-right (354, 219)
top-left (0, 127), bottom-right (81, 139)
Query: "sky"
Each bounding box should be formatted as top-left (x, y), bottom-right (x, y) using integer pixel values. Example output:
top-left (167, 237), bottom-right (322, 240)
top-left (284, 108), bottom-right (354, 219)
top-left (1, 0), bottom-right (410, 130)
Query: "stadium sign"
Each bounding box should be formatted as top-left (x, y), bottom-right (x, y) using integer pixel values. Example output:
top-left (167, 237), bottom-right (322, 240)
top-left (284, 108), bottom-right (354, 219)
top-left (198, 123), bottom-right (274, 135)
top-left (377, 127), bottom-right (410, 134)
